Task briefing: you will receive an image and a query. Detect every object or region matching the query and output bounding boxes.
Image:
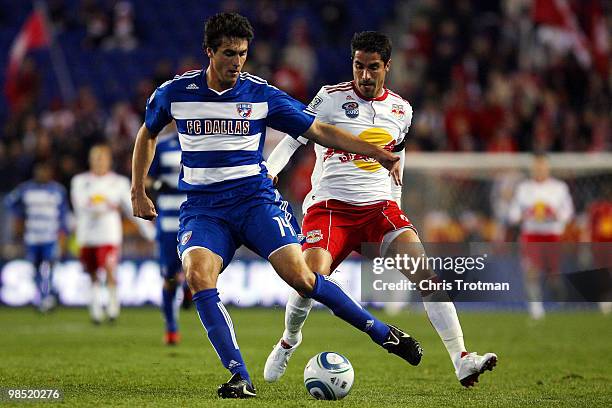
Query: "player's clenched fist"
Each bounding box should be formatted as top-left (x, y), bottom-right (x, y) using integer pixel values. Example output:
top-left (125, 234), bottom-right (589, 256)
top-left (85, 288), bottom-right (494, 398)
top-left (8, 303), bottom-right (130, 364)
top-left (131, 189), bottom-right (157, 220)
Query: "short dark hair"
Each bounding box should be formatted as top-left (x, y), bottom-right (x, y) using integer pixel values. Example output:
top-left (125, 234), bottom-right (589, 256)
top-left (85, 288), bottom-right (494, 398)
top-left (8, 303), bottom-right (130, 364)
top-left (204, 12), bottom-right (254, 51)
top-left (351, 31), bottom-right (392, 63)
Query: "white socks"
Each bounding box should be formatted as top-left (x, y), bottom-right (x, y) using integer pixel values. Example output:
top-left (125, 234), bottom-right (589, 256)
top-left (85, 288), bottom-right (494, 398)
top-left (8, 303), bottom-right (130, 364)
top-left (282, 290), bottom-right (314, 346)
top-left (108, 285), bottom-right (120, 319)
top-left (525, 281), bottom-right (545, 319)
top-left (422, 292), bottom-right (466, 367)
top-left (90, 282), bottom-right (121, 321)
top-left (283, 286), bottom-right (467, 371)
top-left (90, 282), bottom-right (104, 322)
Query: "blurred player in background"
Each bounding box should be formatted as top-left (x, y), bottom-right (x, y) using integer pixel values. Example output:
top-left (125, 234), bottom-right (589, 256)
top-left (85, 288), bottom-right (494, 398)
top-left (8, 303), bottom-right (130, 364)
top-left (264, 31), bottom-right (496, 388)
top-left (4, 162), bottom-right (69, 312)
top-left (72, 144), bottom-right (154, 324)
top-left (148, 129), bottom-right (187, 344)
top-left (508, 153), bottom-right (574, 320)
top-left (131, 13), bottom-right (422, 399)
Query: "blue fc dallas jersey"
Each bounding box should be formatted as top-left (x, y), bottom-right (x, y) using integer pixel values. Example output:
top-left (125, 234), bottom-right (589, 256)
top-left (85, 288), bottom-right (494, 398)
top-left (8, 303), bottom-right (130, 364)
top-left (4, 181), bottom-right (69, 245)
top-left (148, 133), bottom-right (186, 234)
top-left (145, 70), bottom-right (315, 194)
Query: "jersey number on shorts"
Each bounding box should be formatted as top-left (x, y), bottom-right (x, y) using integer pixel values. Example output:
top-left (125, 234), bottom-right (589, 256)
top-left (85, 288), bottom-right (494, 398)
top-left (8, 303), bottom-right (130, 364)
top-left (273, 216), bottom-right (296, 237)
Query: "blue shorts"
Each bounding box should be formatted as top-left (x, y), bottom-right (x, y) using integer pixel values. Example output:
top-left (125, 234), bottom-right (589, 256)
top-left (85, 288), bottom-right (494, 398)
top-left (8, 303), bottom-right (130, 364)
top-left (177, 179), bottom-right (302, 271)
top-left (26, 243), bottom-right (58, 265)
top-left (157, 231), bottom-right (182, 279)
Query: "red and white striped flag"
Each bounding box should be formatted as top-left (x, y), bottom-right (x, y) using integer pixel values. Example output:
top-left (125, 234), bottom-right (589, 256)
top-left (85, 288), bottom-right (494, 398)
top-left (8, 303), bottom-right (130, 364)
top-left (532, 0), bottom-right (592, 68)
top-left (4, 9), bottom-right (50, 105)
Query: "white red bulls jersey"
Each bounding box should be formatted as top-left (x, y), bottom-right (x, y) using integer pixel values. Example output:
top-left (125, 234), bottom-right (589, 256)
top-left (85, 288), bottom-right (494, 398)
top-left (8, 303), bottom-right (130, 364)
top-left (508, 178), bottom-right (574, 235)
top-left (71, 172), bottom-right (132, 246)
top-left (300, 81), bottom-right (412, 212)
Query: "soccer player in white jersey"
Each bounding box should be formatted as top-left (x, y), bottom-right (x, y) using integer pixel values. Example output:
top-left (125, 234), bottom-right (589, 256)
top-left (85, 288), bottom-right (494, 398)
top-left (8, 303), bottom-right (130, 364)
top-left (264, 31), bottom-right (497, 388)
top-left (71, 144), bottom-right (154, 324)
top-left (131, 13), bottom-right (423, 399)
top-left (508, 153), bottom-right (574, 320)
top-left (5, 162), bottom-right (69, 312)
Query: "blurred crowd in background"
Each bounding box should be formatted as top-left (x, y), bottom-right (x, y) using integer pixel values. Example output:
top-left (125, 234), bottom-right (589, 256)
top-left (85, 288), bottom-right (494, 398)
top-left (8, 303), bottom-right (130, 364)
top-left (0, 0), bottom-right (610, 250)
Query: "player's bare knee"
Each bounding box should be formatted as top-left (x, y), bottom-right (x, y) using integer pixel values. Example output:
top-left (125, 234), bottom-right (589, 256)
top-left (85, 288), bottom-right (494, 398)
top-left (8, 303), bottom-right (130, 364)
top-left (289, 270), bottom-right (316, 294)
top-left (186, 271), bottom-right (214, 292)
top-left (304, 249), bottom-right (333, 275)
top-left (183, 252), bottom-right (220, 291)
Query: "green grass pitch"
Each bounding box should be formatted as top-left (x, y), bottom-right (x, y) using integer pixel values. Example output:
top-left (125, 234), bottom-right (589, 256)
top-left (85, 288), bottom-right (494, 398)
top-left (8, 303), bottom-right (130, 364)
top-left (0, 307), bottom-right (610, 407)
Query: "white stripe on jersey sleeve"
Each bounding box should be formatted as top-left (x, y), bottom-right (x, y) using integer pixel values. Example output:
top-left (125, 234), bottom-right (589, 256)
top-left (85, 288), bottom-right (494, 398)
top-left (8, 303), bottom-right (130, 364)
top-left (182, 163), bottom-right (261, 185)
top-left (178, 132), bottom-right (261, 152)
top-left (170, 101), bottom-right (268, 120)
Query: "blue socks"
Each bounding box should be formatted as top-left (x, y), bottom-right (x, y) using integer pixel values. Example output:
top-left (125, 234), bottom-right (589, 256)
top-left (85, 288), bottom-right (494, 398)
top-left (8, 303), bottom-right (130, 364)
top-left (193, 288), bottom-right (251, 384)
top-left (309, 273), bottom-right (390, 344)
top-left (192, 275), bottom-right (387, 385)
top-left (161, 285), bottom-right (178, 333)
top-left (36, 261), bottom-right (52, 300)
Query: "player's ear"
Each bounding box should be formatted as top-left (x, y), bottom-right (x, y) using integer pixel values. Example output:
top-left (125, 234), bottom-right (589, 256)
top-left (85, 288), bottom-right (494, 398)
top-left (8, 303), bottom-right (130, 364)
top-left (385, 59), bottom-right (391, 72)
top-left (206, 47), bottom-right (214, 59)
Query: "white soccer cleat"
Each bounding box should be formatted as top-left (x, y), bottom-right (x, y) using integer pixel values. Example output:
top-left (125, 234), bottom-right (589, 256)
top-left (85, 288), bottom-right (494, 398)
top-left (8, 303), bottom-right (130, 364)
top-left (263, 333), bottom-right (302, 382)
top-left (455, 351), bottom-right (497, 388)
top-left (528, 302), bottom-right (545, 320)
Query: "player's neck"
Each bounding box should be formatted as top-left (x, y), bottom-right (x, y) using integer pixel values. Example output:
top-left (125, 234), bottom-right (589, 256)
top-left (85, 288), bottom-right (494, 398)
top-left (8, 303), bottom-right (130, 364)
top-left (206, 67), bottom-right (236, 93)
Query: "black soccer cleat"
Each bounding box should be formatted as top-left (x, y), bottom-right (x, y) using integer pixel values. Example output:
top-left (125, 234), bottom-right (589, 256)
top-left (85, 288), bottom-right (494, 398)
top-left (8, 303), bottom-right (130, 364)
top-left (217, 373), bottom-right (257, 399)
top-left (382, 324), bottom-right (423, 366)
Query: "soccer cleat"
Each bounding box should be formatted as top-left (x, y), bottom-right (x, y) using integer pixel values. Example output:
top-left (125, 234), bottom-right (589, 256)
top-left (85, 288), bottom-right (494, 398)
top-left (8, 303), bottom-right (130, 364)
top-left (456, 351), bottom-right (497, 388)
top-left (381, 324), bottom-right (423, 366)
top-left (164, 331), bottom-right (180, 346)
top-left (217, 373), bottom-right (256, 399)
top-left (263, 333), bottom-right (302, 382)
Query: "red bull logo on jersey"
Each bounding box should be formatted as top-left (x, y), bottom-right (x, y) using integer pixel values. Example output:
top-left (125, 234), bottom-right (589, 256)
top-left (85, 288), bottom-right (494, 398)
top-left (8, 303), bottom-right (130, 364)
top-left (322, 128), bottom-right (395, 172)
top-left (236, 103), bottom-right (253, 118)
top-left (342, 101), bottom-right (359, 119)
top-left (391, 104), bottom-right (405, 120)
top-left (527, 202), bottom-right (557, 222)
top-left (306, 229), bottom-right (323, 244)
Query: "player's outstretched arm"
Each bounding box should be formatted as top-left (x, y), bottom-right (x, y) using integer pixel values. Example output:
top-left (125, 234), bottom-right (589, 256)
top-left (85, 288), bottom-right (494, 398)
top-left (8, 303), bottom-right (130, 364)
top-left (131, 124), bottom-right (158, 220)
top-left (304, 120), bottom-right (402, 185)
top-left (265, 135), bottom-right (304, 179)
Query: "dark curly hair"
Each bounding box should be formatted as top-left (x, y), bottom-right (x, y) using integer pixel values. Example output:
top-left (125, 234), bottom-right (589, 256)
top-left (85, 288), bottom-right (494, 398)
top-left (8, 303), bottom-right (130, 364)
top-left (203, 12), bottom-right (254, 51)
top-left (351, 31), bottom-right (392, 63)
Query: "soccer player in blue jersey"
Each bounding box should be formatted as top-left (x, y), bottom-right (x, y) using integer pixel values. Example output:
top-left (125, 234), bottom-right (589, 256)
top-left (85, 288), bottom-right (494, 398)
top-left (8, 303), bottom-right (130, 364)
top-left (131, 13), bottom-right (422, 398)
top-left (5, 162), bottom-right (69, 312)
top-left (148, 131), bottom-right (187, 345)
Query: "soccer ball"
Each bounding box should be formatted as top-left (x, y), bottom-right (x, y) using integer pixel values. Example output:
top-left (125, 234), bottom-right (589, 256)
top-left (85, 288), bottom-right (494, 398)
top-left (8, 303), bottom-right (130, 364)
top-left (303, 352), bottom-right (354, 400)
